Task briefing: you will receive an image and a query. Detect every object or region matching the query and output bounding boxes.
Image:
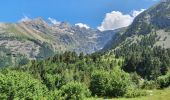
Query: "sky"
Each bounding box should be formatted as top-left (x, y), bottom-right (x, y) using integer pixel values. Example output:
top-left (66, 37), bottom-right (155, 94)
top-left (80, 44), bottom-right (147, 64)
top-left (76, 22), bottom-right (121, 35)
top-left (0, 0), bottom-right (160, 31)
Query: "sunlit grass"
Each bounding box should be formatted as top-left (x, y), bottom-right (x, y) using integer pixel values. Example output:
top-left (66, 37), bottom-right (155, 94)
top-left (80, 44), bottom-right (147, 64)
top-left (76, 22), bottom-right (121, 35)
top-left (87, 88), bottom-right (170, 100)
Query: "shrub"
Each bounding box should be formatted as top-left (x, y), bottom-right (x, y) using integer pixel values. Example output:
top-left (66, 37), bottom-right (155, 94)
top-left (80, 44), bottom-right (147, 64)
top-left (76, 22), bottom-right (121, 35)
top-left (107, 68), bottom-right (132, 97)
top-left (0, 69), bottom-right (47, 100)
top-left (48, 89), bottom-right (63, 100)
top-left (141, 80), bottom-right (159, 89)
top-left (130, 73), bottom-right (144, 88)
top-left (157, 73), bottom-right (170, 88)
top-left (43, 73), bottom-right (56, 90)
top-left (90, 70), bottom-right (109, 96)
top-left (61, 82), bottom-right (90, 100)
top-left (89, 69), bottom-right (141, 98)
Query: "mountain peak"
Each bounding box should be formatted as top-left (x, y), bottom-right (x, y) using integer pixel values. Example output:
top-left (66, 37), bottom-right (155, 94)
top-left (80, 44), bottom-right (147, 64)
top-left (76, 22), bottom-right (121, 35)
top-left (29, 17), bottom-right (47, 25)
top-left (59, 22), bottom-right (72, 29)
top-left (20, 17), bottom-right (49, 28)
top-left (32, 17), bottom-right (45, 22)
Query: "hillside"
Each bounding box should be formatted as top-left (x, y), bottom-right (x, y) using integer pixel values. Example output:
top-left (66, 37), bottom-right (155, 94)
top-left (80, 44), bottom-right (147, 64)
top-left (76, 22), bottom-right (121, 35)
top-left (101, 0), bottom-right (170, 81)
top-left (0, 18), bottom-right (117, 67)
top-left (104, 0), bottom-right (170, 51)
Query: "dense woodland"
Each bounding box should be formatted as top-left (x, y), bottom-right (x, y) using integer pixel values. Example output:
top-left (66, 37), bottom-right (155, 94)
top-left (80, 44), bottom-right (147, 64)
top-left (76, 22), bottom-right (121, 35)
top-left (0, 48), bottom-right (170, 99)
top-left (114, 33), bottom-right (170, 80)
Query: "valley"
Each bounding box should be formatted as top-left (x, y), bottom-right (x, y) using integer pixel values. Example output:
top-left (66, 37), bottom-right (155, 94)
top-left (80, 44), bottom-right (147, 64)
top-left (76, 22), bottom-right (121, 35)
top-left (1, 0), bottom-right (170, 100)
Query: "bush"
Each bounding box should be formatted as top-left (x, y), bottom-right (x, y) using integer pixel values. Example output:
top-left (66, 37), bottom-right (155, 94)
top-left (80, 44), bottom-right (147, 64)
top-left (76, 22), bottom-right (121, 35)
top-left (130, 73), bottom-right (144, 88)
top-left (48, 89), bottom-right (63, 100)
top-left (90, 70), bottom-right (109, 96)
top-left (61, 82), bottom-right (90, 100)
top-left (43, 73), bottom-right (64, 90)
top-left (141, 80), bottom-right (159, 89)
top-left (0, 69), bottom-right (47, 100)
top-left (89, 69), bottom-right (143, 98)
top-left (107, 68), bottom-right (132, 97)
top-left (157, 73), bottom-right (170, 88)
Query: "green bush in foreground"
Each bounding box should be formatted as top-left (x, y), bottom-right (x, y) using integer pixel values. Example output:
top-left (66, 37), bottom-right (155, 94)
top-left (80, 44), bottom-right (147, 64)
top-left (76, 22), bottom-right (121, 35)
top-left (157, 72), bottom-right (170, 88)
top-left (61, 82), bottom-right (91, 100)
top-left (142, 80), bottom-right (159, 89)
top-left (107, 68), bottom-right (132, 97)
top-left (0, 69), bottom-right (47, 100)
top-left (90, 68), bottom-right (141, 98)
top-left (48, 89), bottom-right (63, 100)
top-left (90, 70), bottom-right (109, 96)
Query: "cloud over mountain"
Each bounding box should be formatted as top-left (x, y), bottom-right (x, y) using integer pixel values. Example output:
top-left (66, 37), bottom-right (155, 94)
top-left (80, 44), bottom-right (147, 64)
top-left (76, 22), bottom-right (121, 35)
top-left (98, 9), bottom-right (145, 31)
top-left (75, 23), bottom-right (90, 29)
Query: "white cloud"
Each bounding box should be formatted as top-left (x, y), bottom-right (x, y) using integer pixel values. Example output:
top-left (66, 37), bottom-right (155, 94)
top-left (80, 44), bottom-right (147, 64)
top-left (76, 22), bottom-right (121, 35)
top-left (48, 17), bottom-right (61, 25)
top-left (98, 11), bottom-right (133, 31)
top-left (19, 16), bottom-right (31, 22)
top-left (98, 9), bottom-right (145, 31)
top-left (75, 23), bottom-right (90, 29)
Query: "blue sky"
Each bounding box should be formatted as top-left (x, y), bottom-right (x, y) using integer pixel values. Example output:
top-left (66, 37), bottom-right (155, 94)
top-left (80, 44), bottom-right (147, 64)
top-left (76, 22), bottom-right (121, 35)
top-left (0, 0), bottom-right (159, 29)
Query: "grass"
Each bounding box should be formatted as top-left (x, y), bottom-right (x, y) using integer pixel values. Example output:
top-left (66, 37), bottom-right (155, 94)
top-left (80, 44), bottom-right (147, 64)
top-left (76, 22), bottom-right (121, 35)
top-left (87, 88), bottom-right (170, 100)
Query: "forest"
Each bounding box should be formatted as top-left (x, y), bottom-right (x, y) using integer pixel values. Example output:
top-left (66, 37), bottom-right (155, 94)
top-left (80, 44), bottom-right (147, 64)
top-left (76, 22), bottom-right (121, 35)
top-left (1, 47), bottom-right (170, 99)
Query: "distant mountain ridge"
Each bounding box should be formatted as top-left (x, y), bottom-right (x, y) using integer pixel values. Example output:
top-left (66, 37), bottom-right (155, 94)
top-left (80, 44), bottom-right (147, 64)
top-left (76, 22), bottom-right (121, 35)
top-left (0, 18), bottom-right (117, 67)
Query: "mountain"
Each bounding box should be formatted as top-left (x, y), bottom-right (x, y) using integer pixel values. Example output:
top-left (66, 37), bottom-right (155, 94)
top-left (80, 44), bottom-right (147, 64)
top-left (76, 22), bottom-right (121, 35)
top-left (103, 0), bottom-right (170, 51)
top-left (101, 0), bottom-right (170, 80)
top-left (0, 18), bottom-right (116, 67)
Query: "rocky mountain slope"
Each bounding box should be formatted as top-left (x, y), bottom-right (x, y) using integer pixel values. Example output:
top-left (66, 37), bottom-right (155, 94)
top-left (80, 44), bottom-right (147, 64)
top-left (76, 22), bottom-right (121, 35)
top-left (103, 0), bottom-right (170, 51)
top-left (0, 18), bottom-right (116, 67)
